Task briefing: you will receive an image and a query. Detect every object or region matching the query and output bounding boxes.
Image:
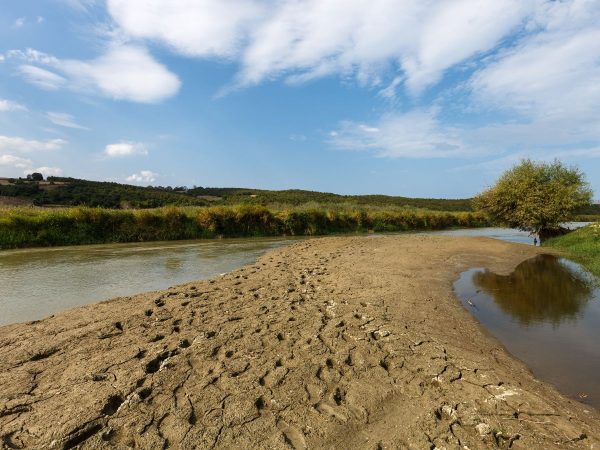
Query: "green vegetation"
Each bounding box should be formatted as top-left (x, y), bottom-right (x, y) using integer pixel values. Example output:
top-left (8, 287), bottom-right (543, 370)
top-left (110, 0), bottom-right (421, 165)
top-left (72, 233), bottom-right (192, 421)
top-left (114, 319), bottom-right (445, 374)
top-left (0, 176), bottom-right (475, 211)
top-left (0, 177), bottom-right (205, 208)
top-left (187, 187), bottom-right (476, 211)
top-left (474, 160), bottom-right (593, 242)
top-left (0, 205), bottom-right (490, 249)
top-left (2, 175), bottom-right (599, 215)
top-left (545, 223), bottom-right (600, 277)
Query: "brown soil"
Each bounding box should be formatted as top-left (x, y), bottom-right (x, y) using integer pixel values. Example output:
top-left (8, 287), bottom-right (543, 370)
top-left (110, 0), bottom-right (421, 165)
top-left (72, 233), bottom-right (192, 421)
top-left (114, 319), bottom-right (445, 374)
top-left (1, 235), bottom-right (599, 449)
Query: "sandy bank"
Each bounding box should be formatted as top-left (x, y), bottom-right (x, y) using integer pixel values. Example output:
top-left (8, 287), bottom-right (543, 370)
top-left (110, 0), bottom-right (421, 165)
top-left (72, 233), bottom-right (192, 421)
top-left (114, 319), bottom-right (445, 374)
top-left (0, 235), bottom-right (598, 449)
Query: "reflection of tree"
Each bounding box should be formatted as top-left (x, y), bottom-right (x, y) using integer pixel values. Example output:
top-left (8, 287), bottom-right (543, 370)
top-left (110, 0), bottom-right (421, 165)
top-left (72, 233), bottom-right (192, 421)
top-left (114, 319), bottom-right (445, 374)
top-left (472, 254), bottom-right (592, 325)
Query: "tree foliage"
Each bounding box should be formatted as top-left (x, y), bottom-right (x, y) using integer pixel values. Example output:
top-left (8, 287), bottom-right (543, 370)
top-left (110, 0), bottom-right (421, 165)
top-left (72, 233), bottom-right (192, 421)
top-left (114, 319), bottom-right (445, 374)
top-left (474, 160), bottom-right (592, 238)
top-left (29, 172), bottom-right (44, 181)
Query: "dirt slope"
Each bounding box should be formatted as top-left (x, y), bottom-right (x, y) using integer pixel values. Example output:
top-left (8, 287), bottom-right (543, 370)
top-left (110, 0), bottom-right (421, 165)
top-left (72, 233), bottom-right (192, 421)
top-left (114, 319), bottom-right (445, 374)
top-left (0, 235), bottom-right (598, 449)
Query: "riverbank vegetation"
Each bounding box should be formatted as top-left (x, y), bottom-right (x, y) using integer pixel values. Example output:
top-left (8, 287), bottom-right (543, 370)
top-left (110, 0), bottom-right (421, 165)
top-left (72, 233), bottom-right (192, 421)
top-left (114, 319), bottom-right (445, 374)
top-left (0, 205), bottom-right (490, 249)
top-left (545, 223), bottom-right (600, 277)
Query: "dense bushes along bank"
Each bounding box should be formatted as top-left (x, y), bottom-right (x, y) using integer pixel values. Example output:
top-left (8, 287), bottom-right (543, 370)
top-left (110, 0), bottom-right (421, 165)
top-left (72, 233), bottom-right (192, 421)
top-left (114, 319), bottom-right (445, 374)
top-left (0, 205), bottom-right (490, 249)
top-left (545, 223), bottom-right (600, 277)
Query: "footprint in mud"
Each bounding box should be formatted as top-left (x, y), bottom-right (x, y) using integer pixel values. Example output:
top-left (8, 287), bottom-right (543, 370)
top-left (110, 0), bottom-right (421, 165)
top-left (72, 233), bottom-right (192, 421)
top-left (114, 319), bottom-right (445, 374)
top-left (101, 394), bottom-right (125, 416)
top-left (277, 420), bottom-right (307, 450)
top-left (315, 402), bottom-right (347, 422)
top-left (305, 384), bottom-right (322, 404)
top-left (261, 366), bottom-right (289, 387)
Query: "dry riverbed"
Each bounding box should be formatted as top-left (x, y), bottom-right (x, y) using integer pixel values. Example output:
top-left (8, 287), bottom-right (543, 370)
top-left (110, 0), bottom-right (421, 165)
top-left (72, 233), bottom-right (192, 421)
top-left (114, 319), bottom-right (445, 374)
top-left (0, 235), bottom-right (598, 449)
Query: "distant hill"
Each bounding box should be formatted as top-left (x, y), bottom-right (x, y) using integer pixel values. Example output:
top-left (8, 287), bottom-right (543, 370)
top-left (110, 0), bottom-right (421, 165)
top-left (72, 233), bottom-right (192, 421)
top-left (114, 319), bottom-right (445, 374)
top-left (1, 176), bottom-right (599, 214)
top-left (0, 177), bottom-right (205, 209)
top-left (186, 187), bottom-right (474, 211)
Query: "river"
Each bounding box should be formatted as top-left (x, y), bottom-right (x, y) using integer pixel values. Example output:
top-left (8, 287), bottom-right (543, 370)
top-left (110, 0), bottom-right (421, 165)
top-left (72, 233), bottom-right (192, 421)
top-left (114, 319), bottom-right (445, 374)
top-left (0, 237), bottom-right (303, 326)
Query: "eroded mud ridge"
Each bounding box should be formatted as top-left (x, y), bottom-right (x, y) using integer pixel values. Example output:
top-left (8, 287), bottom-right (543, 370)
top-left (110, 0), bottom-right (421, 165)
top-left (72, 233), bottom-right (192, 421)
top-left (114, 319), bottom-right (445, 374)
top-left (1, 236), bottom-right (599, 449)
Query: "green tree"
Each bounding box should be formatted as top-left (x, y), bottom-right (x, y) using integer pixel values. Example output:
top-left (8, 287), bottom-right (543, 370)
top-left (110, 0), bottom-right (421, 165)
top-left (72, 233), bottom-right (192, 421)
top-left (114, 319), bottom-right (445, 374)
top-left (474, 160), bottom-right (592, 242)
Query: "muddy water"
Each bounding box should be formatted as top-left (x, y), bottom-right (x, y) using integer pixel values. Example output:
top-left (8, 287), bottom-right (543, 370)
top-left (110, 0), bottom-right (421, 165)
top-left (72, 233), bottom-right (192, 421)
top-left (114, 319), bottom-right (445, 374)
top-left (455, 254), bottom-right (600, 409)
top-left (0, 237), bottom-right (303, 326)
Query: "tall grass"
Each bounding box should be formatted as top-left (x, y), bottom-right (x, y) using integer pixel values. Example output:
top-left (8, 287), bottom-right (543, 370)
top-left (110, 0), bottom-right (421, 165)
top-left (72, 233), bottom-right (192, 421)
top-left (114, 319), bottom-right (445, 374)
top-left (545, 223), bottom-right (600, 277)
top-left (0, 205), bottom-right (490, 249)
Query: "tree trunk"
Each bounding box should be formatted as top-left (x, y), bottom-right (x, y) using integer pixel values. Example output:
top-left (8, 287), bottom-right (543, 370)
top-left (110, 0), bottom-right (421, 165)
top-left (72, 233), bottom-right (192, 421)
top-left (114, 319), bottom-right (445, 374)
top-left (538, 227), bottom-right (569, 244)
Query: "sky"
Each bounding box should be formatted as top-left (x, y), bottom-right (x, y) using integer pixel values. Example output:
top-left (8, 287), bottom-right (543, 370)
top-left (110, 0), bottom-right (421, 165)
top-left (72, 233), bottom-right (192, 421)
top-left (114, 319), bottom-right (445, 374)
top-left (1, 0), bottom-right (599, 198)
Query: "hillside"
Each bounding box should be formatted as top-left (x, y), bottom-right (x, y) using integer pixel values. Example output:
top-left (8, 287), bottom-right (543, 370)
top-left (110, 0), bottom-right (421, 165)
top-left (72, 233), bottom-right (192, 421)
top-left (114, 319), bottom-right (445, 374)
top-left (0, 177), bottom-right (205, 209)
top-left (0, 177), bottom-right (476, 211)
top-left (2, 176), bottom-right (600, 214)
top-left (187, 187), bottom-right (474, 211)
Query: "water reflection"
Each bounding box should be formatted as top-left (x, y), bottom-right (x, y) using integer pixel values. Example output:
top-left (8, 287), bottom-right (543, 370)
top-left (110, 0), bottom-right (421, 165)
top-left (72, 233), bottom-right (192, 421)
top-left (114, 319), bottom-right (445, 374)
top-left (472, 255), bottom-right (593, 325)
top-left (455, 255), bottom-right (600, 409)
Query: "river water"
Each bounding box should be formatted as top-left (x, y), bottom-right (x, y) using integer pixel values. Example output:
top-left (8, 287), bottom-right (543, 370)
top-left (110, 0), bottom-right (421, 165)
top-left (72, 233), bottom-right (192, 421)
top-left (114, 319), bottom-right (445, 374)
top-left (454, 255), bottom-right (600, 409)
top-left (0, 237), bottom-right (303, 326)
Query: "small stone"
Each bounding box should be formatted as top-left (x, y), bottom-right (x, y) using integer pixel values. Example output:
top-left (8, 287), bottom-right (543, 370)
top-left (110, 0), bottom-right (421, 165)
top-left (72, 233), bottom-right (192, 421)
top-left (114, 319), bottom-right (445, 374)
top-left (441, 404), bottom-right (457, 420)
top-left (475, 423), bottom-right (491, 436)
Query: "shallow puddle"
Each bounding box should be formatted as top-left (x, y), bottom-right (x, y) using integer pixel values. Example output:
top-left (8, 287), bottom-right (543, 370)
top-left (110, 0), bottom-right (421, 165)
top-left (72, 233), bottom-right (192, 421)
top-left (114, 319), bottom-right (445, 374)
top-left (455, 254), bottom-right (600, 409)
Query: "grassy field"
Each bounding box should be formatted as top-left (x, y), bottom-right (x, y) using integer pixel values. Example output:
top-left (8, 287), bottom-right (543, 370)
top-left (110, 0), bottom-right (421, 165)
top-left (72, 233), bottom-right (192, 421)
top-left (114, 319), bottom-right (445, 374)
top-left (545, 223), bottom-right (600, 277)
top-left (0, 205), bottom-right (490, 249)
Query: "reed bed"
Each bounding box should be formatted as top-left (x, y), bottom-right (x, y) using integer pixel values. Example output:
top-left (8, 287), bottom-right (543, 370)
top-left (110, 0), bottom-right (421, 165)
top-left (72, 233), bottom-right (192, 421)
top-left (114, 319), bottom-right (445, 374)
top-left (0, 205), bottom-right (490, 249)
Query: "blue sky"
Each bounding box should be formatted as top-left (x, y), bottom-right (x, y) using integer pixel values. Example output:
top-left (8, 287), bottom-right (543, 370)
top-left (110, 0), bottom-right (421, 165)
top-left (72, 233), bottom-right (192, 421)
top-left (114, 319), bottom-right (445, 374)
top-left (1, 0), bottom-right (599, 198)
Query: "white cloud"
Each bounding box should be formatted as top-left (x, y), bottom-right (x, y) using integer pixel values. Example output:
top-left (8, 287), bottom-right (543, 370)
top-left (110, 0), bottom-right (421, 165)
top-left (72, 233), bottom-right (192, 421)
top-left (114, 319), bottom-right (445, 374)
top-left (37, 16), bottom-right (45, 24)
top-left (9, 46), bottom-right (180, 103)
top-left (126, 170), bottom-right (157, 183)
top-left (471, 10), bottom-right (600, 125)
top-left (7, 49), bottom-right (59, 65)
top-left (402, 0), bottom-right (532, 93)
top-left (18, 65), bottom-right (67, 90)
top-left (104, 141), bottom-right (148, 157)
top-left (0, 135), bottom-right (65, 175)
top-left (107, 0), bottom-right (265, 58)
top-left (442, 0), bottom-right (600, 163)
top-left (0, 154), bottom-right (32, 168)
top-left (106, 0), bottom-right (536, 93)
top-left (0, 136), bottom-right (66, 153)
top-left (0, 99), bottom-right (27, 112)
top-left (14, 17), bottom-right (25, 28)
top-left (329, 109), bottom-right (474, 158)
top-left (60, 45), bottom-right (181, 103)
top-left (47, 112), bottom-right (89, 130)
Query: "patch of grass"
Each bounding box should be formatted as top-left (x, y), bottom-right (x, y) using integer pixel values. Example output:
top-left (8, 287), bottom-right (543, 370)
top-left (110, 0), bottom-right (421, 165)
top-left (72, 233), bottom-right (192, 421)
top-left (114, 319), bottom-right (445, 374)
top-left (545, 223), bottom-right (600, 277)
top-left (0, 205), bottom-right (491, 249)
